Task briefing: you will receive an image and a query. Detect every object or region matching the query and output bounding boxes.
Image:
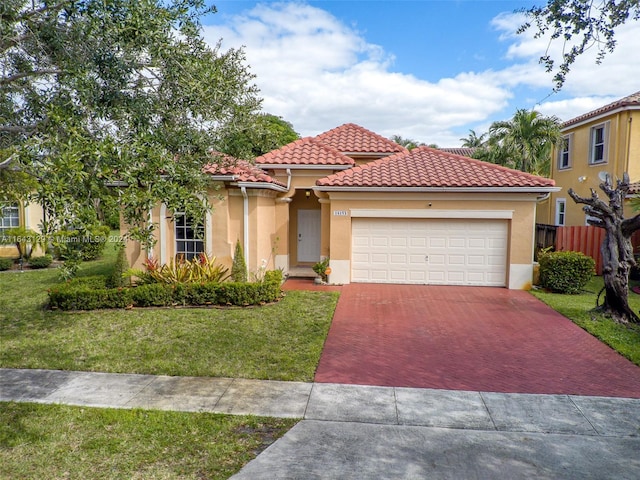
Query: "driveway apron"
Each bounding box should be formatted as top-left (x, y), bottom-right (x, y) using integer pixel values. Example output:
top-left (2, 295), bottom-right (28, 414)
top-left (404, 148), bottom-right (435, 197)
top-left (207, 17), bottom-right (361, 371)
top-left (314, 284), bottom-right (640, 398)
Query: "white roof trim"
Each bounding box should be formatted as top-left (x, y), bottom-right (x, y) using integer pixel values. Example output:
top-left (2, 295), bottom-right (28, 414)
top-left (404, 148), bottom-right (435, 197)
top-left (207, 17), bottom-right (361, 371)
top-left (235, 181), bottom-right (289, 192)
top-left (350, 209), bottom-right (514, 219)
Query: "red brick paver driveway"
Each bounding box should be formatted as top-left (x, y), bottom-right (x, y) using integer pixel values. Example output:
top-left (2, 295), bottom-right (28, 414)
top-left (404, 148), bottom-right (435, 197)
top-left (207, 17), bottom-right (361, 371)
top-left (313, 284), bottom-right (640, 398)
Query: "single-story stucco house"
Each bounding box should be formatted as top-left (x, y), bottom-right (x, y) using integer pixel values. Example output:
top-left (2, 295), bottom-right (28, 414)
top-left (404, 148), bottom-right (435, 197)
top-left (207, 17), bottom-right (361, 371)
top-left (122, 123), bottom-right (558, 289)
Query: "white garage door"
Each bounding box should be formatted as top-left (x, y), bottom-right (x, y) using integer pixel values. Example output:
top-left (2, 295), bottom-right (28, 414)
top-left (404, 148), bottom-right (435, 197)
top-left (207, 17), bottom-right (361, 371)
top-left (351, 218), bottom-right (507, 286)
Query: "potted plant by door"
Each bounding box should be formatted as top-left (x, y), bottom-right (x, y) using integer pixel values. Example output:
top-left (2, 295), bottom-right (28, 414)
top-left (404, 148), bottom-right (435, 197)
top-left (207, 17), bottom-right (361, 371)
top-left (312, 258), bottom-right (330, 284)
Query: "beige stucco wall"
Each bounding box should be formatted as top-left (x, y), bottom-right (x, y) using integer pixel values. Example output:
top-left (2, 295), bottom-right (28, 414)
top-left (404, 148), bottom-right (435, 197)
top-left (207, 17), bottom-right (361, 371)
top-left (123, 185), bottom-right (281, 275)
top-left (538, 110), bottom-right (640, 226)
top-left (322, 191), bottom-right (541, 289)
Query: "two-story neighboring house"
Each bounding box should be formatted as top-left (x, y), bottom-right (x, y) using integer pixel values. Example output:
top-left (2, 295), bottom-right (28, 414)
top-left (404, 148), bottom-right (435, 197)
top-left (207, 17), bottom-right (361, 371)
top-left (537, 91), bottom-right (640, 227)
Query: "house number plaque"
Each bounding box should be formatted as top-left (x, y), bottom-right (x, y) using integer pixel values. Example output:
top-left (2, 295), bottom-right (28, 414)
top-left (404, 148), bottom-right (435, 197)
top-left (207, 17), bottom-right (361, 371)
top-left (333, 210), bottom-right (349, 216)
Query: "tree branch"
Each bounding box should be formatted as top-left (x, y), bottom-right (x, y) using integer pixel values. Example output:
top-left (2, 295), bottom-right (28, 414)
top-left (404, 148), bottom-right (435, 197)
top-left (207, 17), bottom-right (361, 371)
top-left (0, 69), bottom-right (64, 86)
top-left (0, 154), bottom-right (18, 170)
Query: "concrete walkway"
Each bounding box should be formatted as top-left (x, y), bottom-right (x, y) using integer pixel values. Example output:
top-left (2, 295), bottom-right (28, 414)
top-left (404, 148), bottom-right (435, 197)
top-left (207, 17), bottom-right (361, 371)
top-left (2, 368), bottom-right (640, 479)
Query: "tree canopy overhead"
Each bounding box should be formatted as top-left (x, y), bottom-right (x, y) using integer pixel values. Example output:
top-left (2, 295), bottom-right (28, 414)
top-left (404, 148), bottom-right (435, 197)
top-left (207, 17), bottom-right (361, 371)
top-left (1, 0), bottom-right (262, 246)
top-left (519, 0), bottom-right (640, 89)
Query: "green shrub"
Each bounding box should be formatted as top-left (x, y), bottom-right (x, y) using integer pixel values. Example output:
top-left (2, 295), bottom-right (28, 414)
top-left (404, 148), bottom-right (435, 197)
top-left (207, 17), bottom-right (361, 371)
top-left (28, 254), bottom-right (53, 269)
top-left (107, 245), bottom-right (130, 288)
top-left (48, 272), bottom-right (283, 311)
top-left (0, 258), bottom-right (13, 271)
top-left (538, 250), bottom-right (595, 294)
top-left (52, 225), bottom-right (110, 261)
top-left (264, 269), bottom-right (284, 285)
top-left (2, 227), bottom-right (42, 260)
top-left (129, 254), bottom-right (229, 285)
top-left (231, 240), bottom-right (247, 282)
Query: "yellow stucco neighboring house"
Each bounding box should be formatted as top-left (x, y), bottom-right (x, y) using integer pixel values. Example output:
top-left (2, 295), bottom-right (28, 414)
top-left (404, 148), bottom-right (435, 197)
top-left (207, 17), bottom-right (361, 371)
top-left (0, 200), bottom-right (45, 259)
top-left (536, 91), bottom-right (640, 227)
top-left (123, 123), bottom-right (559, 289)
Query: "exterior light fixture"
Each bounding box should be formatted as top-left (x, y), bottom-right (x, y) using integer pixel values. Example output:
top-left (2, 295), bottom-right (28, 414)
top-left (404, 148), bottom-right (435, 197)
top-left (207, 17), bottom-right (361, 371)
top-left (306, 190), bottom-right (310, 198)
top-left (578, 176), bottom-right (587, 183)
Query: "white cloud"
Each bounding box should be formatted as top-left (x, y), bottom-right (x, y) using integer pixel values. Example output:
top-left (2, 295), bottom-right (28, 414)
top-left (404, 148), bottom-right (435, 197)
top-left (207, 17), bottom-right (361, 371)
top-left (204, 3), bottom-right (640, 146)
top-left (203, 3), bottom-right (513, 146)
top-left (492, 12), bottom-right (640, 98)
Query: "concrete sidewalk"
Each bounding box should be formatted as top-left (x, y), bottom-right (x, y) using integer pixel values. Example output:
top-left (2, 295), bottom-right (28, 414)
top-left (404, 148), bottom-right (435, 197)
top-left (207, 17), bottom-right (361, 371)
top-left (2, 368), bottom-right (640, 479)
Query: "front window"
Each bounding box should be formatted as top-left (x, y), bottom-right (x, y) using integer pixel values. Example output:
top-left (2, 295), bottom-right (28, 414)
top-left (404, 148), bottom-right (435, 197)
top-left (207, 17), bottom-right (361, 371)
top-left (558, 135), bottom-right (571, 170)
top-left (0, 203), bottom-right (20, 236)
top-left (589, 123), bottom-right (608, 164)
top-left (175, 214), bottom-right (204, 260)
top-left (555, 199), bottom-right (566, 226)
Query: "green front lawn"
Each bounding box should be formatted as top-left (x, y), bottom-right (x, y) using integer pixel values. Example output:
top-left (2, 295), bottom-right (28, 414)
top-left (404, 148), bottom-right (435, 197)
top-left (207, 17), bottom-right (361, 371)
top-left (0, 242), bottom-right (339, 381)
top-left (530, 276), bottom-right (640, 366)
top-left (0, 402), bottom-right (296, 480)
top-left (0, 241), bottom-right (335, 479)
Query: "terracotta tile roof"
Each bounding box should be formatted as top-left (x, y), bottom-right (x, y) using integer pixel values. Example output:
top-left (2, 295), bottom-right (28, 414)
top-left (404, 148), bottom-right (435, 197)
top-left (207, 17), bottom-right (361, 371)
top-left (438, 147), bottom-right (477, 157)
top-left (255, 137), bottom-right (354, 167)
top-left (315, 123), bottom-right (408, 154)
top-left (563, 91), bottom-right (640, 127)
top-left (316, 146), bottom-right (556, 189)
top-left (203, 157), bottom-right (286, 187)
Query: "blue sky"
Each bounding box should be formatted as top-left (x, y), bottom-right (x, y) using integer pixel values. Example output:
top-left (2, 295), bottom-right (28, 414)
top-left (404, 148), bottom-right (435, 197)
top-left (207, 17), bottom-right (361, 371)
top-left (202, 1), bottom-right (640, 146)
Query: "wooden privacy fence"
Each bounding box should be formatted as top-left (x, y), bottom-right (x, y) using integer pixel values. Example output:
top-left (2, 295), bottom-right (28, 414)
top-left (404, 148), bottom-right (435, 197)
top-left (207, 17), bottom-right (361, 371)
top-left (536, 224), bottom-right (640, 275)
top-left (554, 226), bottom-right (605, 274)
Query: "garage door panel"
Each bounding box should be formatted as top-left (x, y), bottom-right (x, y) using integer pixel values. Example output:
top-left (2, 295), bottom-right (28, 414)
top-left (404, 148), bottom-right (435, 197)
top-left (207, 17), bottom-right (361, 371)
top-left (447, 255), bottom-right (465, 265)
top-left (429, 254), bottom-right (446, 265)
top-left (352, 218), bottom-right (507, 286)
top-left (390, 253), bottom-right (408, 264)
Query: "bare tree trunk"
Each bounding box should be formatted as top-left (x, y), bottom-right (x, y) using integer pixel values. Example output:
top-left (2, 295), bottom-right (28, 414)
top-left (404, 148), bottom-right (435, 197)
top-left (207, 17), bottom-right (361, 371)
top-left (599, 229), bottom-right (638, 323)
top-left (568, 172), bottom-right (639, 324)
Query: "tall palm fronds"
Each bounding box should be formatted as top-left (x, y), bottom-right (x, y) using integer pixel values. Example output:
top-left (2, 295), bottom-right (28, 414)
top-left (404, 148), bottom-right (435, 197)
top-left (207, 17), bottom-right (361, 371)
top-left (486, 109), bottom-right (562, 176)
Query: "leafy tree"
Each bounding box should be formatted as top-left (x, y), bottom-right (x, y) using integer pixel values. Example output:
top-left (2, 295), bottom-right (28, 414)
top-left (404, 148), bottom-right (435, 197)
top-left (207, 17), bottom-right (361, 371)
top-left (568, 173), bottom-right (640, 324)
top-left (477, 109), bottom-right (561, 176)
top-left (519, 0), bottom-right (640, 89)
top-left (1, 0), bottom-right (261, 249)
top-left (460, 129), bottom-right (486, 148)
top-left (217, 113), bottom-right (300, 159)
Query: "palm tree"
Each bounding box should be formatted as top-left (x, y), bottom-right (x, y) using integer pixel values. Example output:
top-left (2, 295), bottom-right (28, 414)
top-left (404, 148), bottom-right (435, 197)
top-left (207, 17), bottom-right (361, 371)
top-left (460, 129), bottom-right (486, 148)
top-left (486, 109), bottom-right (561, 176)
top-left (389, 135), bottom-right (424, 150)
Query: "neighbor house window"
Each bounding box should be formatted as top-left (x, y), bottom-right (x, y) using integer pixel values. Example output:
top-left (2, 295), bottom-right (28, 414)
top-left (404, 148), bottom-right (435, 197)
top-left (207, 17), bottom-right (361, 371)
top-left (557, 134), bottom-right (572, 170)
top-left (175, 214), bottom-right (204, 260)
top-left (589, 123), bottom-right (609, 164)
top-left (555, 199), bottom-right (566, 226)
top-left (0, 203), bottom-right (19, 236)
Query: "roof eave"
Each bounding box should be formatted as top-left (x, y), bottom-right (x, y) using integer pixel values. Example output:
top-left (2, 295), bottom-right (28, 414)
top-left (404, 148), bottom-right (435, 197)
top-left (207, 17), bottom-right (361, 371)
top-left (257, 163), bottom-right (354, 170)
top-left (562, 105), bottom-right (640, 130)
top-left (314, 186), bottom-right (560, 193)
top-left (235, 181), bottom-right (289, 192)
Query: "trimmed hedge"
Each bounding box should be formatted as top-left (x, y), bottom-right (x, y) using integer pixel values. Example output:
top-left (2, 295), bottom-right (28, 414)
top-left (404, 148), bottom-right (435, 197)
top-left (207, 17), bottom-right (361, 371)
top-left (28, 254), bottom-right (53, 269)
top-left (538, 250), bottom-right (595, 294)
top-left (0, 258), bottom-right (13, 271)
top-left (48, 272), bottom-right (284, 311)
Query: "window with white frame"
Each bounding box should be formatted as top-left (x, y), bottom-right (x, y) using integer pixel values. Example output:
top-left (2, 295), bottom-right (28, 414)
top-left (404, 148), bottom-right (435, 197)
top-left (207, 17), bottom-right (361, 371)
top-left (557, 134), bottom-right (572, 170)
top-left (555, 198), bottom-right (566, 226)
top-left (0, 203), bottom-right (20, 236)
top-left (174, 214), bottom-right (204, 260)
top-left (589, 123), bottom-right (608, 164)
